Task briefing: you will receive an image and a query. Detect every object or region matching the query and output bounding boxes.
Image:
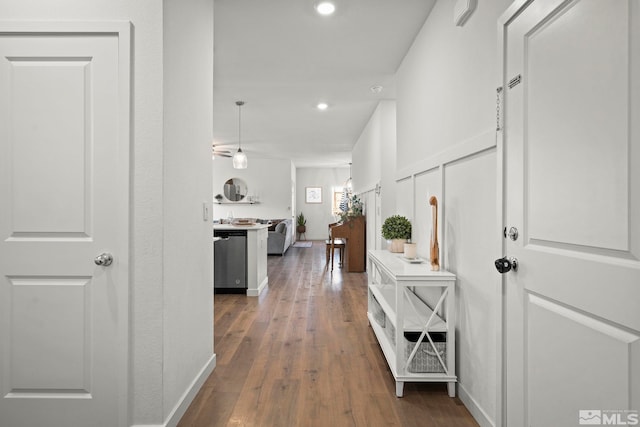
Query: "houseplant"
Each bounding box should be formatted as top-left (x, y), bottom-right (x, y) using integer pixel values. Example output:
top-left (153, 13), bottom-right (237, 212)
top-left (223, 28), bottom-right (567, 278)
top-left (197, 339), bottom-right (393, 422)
top-left (296, 212), bottom-right (307, 233)
top-left (338, 194), bottom-right (363, 222)
top-left (381, 215), bottom-right (412, 253)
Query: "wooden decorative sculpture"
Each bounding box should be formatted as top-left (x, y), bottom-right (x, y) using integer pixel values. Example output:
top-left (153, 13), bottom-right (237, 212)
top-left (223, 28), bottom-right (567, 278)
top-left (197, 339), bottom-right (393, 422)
top-left (429, 196), bottom-right (440, 271)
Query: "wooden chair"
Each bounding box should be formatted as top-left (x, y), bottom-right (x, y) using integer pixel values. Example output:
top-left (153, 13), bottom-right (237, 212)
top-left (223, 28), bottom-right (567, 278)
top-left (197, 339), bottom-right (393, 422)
top-left (325, 222), bottom-right (345, 271)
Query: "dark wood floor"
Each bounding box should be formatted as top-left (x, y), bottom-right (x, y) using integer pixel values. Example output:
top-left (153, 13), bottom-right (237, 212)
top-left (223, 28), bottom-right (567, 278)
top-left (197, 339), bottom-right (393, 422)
top-left (178, 242), bottom-right (478, 427)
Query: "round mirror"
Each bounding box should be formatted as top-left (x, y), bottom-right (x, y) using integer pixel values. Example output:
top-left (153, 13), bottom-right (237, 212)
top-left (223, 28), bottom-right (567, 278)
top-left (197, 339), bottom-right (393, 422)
top-left (223, 178), bottom-right (248, 202)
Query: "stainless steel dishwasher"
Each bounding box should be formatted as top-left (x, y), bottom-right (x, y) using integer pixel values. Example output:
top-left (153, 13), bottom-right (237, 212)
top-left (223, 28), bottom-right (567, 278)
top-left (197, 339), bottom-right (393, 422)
top-left (214, 229), bottom-right (247, 294)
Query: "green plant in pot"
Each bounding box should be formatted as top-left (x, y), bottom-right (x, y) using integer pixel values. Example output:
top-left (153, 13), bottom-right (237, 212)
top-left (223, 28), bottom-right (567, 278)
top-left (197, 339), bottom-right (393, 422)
top-left (381, 215), bottom-right (412, 253)
top-left (338, 194), bottom-right (364, 223)
top-left (296, 212), bottom-right (307, 233)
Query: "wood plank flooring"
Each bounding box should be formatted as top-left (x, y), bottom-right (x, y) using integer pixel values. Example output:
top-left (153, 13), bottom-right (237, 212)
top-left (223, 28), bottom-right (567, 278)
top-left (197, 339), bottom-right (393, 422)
top-left (178, 242), bottom-right (479, 427)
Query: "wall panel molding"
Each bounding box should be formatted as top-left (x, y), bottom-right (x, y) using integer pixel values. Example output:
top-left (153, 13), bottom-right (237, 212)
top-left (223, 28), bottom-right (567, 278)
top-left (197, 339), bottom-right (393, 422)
top-left (396, 128), bottom-right (495, 181)
top-left (394, 127), bottom-right (501, 427)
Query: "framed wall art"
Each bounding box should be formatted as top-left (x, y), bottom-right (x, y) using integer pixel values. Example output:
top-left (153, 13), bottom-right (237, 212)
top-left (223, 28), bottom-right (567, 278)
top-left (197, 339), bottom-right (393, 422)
top-left (305, 187), bottom-right (322, 203)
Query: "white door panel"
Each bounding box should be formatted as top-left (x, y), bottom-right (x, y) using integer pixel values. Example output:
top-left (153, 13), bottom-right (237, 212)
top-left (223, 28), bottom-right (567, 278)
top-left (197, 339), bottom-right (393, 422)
top-left (9, 277), bottom-right (91, 392)
top-left (501, 1), bottom-right (640, 425)
top-left (527, 294), bottom-right (639, 427)
top-left (525, 0), bottom-right (630, 252)
top-left (0, 24), bottom-right (129, 427)
top-left (11, 58), bottom-right (91, 234)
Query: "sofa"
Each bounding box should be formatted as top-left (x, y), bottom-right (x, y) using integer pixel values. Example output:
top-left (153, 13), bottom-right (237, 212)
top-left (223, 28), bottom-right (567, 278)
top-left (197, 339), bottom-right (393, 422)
top-left (267, 218), bottom-right (292, 255)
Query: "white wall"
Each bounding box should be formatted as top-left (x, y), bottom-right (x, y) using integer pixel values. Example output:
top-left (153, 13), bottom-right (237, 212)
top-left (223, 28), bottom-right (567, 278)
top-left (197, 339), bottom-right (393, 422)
top-left (163, 0), bottom-right (214, 423)
top-left (290, 161), bottom-right (297, 241)
top-left (352, 101), bottom-right (397, 251)
top-left (393, 1), bottom-right (512, 426)
top-left (0, 1), bottom-right (215, 425)
top-left (295, 167), bottom-right (349, 241)
top-left (212, 158), bottom-right (293, 221)
top-left (0, 2), bottom-right (165, 423)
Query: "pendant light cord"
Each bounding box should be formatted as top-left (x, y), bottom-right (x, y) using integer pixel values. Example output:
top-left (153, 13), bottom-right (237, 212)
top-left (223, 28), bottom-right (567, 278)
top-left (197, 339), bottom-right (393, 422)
top-left (236, 100), bottom-right (244, 150)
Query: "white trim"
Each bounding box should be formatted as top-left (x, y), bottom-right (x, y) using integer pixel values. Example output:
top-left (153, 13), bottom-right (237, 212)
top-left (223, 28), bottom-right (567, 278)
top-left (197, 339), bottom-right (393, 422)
top-left (458, 383), bottom-right (496, 427)
top-left (394, 127), bottom-right (497, 276)
top-left (438, 164), bottom-right (446, 270)
top-left (495, 9), bottom-right (507, 427)
top-left (0, 20), bottom-right (132, 35)
top-left (354, 181), bottom-right (378, 195)
top-left (495, 7), bottom-right (509, 427)
top-left (394, 125), bottom-right (503, 426)
top-left (116, 22), bottom-right (132, 427)
top-left (163, 354), bottom-right (217, 427)
top-left (395, 128), bottom-right (495, 181)
top-left (247, 277), bottom-right (268, 297)
top-left (496, 2), bottom-right (536, 425)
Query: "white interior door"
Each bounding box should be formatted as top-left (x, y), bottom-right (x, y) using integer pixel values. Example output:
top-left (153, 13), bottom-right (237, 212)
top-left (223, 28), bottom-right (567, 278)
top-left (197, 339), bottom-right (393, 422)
top-left (0, 23), bottom-right (130, 427)
top-left (501, 1), bottom-right (640, 426)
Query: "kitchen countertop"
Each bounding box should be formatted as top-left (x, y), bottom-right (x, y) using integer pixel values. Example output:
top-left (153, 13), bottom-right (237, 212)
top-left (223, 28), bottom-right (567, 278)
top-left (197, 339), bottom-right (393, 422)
top-left (213, 223), bottom-right (270, 231)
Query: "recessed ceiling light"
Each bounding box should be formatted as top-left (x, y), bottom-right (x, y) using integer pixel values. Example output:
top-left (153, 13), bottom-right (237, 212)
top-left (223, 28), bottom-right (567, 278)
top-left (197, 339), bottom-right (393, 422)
top-left (370, 85), bottom-right (383, 94)
top-left (315, 1), bottom-right (336, 16)
top-left (317, 102), bottom-right (329, 110)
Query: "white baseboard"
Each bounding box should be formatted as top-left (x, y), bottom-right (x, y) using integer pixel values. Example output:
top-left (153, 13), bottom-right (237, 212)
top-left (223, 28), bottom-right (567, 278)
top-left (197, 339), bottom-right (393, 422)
top-left (458, 382), bottom-right (495, 427)
top-left (247, 277), bottom-right (268, 297)
top-left (163, 353), bottom-right (217, 427)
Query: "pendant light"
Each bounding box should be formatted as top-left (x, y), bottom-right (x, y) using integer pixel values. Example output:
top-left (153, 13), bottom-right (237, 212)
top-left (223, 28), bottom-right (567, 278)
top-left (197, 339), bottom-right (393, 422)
top-left (232, 100), bottom-right (248, 169)
top-left (344, 162), bottom-right (353, 193)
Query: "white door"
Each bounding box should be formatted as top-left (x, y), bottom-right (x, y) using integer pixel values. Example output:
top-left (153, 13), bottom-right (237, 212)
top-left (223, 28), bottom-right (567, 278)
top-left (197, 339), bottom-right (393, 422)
top-left (0, 23), bottom-right (130, 427)
top-left (501, 1), bottom-right (640, 426)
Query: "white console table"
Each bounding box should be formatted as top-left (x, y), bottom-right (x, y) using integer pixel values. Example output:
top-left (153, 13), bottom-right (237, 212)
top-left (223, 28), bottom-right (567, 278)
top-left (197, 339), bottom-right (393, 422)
top-left (367, 249), bottom-right (457, 397)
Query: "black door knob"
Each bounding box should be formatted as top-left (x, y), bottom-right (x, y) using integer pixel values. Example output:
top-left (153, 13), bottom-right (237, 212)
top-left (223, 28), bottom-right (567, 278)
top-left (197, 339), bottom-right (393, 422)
top-left (495, 256), bottom-right (518, 273)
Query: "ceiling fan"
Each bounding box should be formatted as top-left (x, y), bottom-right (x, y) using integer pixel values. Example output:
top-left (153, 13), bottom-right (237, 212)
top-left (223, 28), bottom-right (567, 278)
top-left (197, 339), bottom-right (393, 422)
top-left (212, 144), bottom-right (232, 158)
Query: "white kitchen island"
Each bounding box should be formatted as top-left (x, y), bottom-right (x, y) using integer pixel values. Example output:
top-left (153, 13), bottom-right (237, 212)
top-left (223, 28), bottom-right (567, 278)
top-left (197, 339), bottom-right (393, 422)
top-left (213, 223), bottom-right (268, 296)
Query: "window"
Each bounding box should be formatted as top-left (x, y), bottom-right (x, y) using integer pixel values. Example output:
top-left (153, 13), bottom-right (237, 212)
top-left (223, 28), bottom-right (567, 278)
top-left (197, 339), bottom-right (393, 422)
top-left (332, 187), bottom-right (344, 215)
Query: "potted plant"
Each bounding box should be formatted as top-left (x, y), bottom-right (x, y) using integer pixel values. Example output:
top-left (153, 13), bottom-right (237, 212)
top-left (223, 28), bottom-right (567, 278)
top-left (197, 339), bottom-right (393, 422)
top-left (338, 194), bottom-right (363, 223)
top-left (381, 215), bottom-right (412, 253)
top-left (296, 212), bottom-right (307, 233)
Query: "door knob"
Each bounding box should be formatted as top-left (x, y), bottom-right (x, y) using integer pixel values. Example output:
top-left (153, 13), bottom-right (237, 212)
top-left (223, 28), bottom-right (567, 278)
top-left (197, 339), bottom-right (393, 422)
top-left (94, 252), bottom-right (113, 267)
top-left (495, 256), bottom-right (518, 273)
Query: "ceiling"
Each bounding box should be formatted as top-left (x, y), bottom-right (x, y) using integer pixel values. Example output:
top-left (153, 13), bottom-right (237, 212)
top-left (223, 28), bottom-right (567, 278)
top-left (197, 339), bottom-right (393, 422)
top-left (212, 0), bottom-right (436, 168)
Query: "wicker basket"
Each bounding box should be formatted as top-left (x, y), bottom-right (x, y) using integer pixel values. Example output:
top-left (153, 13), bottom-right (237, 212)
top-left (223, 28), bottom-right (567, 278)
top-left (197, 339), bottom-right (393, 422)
top-left (384, 320), bottom-right (396, 345)
top-left (369, 293), bottom-right (385, 327)
top-left (404, 332), bottom-right (447, 373)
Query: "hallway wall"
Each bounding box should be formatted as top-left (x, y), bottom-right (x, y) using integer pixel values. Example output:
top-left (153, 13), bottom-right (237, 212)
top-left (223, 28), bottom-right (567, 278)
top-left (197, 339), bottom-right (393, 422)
top-left (163, 0), bottom-right (215, 423)
top-left (352, 101), bottom-right (396, 252)
top-left (212, 158), bottom-right (293, 221)
top-left (0, 1), bottom-right (216, 426)
top-left (295, 167), bottom-right (350, 241)
top-left (394, 1), bottom-right (513, 426)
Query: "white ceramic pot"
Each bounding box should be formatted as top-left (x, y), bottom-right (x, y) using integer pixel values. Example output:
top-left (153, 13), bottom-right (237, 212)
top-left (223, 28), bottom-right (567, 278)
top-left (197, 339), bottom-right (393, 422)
top-left (403, 243), bottom-right (417, 259)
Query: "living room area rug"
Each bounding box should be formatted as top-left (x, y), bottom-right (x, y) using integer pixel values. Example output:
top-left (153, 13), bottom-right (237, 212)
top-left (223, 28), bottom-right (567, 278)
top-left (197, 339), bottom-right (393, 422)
top-left (292, 241), bottom-right (313, 248)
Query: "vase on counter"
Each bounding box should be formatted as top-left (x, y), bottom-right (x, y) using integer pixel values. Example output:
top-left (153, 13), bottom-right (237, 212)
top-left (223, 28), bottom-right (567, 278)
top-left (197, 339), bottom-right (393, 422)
top-left (403, 242), bottom-right (417, 259)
